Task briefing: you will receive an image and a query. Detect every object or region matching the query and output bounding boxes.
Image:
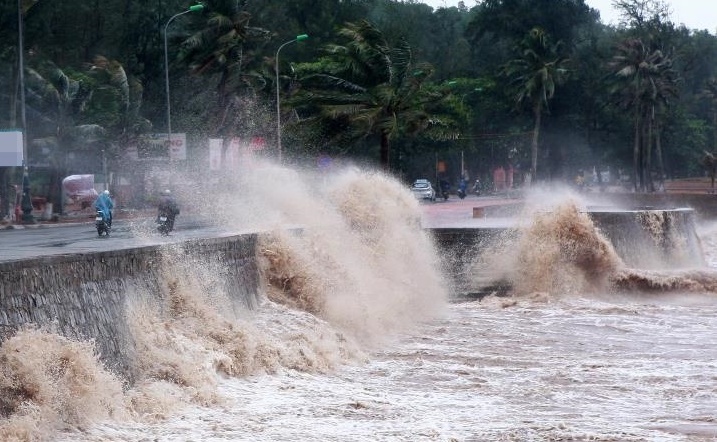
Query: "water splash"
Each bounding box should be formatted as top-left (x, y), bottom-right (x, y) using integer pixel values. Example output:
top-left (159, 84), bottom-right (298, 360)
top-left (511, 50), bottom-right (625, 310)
top-left (0, 163), bottom-right (449, 440)
top-left (470, 186), bottom-right (717, 298)
top-left (0, 327), bottom-right (126, 440)
top-left (259, 167), bottom-right (449, 344)
top-left (470, 200), bottom-right (623, 297)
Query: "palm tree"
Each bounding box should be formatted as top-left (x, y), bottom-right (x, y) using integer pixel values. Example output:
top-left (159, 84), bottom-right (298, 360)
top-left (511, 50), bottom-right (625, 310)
top-left (502, 28), bottom-right (569, 184)
top-left (85, 55), bottom-right (151, 194)
top-left (642, 48), bottom-right (679, 190)
top-left (609, 38), bottom-right (649, 190)
top-left (700, 77), bottom-right (717, 154)
top-left (24, 60), bottom-right (105, 208)
top-left (609, 38), bottom-right (678, 191)
top-left (290, 20), bottom-right (459, 170)
top-left (179, 5), bottom-right (271, 137)
top-left (86, 55), bottom-right (151, 142)
top-left (700, 78), bottom-right (717, 193)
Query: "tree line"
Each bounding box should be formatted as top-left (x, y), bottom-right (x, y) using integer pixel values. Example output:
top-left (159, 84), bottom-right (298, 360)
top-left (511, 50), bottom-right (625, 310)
top-left (1, 0), bottom-right (717, 213)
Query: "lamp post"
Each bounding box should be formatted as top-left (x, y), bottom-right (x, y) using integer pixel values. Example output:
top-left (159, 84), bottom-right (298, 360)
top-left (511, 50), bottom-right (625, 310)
top-left (447, 81), bottom-right (483, 183)
top-left (275, 34), bottom-right (308, 164)
top-left (17, 0), bottom-right (33, 223)
top-left (163, 4), bottom-right (204, 151)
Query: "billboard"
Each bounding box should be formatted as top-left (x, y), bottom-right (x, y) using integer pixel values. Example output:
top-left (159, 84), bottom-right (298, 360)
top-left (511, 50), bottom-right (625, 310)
top-left (0, 130), bottom-right (24, 167)
top-left (135, 133), bottom-right (186, 160)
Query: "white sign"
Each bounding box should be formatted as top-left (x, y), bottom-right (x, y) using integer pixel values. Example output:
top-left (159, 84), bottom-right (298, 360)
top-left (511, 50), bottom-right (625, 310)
top-left (225, 138), bottom-right (241, 170)
top-left (137, 133), bottom-right (186, 160)
top-left (0, 130), bottom-right (24, 166)
top-left (209, 138), bottom-right (223, 171)
top-left (206, 137), bottom-right (261, 171)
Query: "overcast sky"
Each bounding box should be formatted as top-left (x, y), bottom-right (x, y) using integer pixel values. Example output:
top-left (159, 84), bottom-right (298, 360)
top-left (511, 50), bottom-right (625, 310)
top-left (420, 0), bottom-right (717, 34)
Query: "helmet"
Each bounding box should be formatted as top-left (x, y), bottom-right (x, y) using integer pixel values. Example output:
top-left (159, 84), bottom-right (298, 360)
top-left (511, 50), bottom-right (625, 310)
top-left (163, 189), bottom-right (171, 195)
top-left (102, 190), bottom-right (110, 195)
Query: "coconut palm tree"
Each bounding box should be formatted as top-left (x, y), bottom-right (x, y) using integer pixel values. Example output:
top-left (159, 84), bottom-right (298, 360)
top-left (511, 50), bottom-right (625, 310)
top-left (179, 4), bottom-right (271, 137)
top-left (24, 60), bottom-right (105, 208)
top-left (700, 77), bottom-right (717, 153)
top-left (609, 38), bottom-right (678, 191)
top-left (86, 55), bottom-right (151, 143)
top-left (290, 20), bottom-right (460, 170)
top-left (502, 27), bottom-right (569, 184)
top-left (699, 77), bottom-right (717, 193)
top-left (642, 48), bottom-right (679, 190)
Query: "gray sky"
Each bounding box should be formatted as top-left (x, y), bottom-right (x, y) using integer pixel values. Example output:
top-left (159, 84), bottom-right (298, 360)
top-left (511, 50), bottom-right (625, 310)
top-left (420, 0), bottom-right (717, 34)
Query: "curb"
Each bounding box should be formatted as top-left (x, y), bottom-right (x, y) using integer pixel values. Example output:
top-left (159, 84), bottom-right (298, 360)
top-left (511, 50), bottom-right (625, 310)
top-left (1, 212), bottom-right (201, 232)
top-left (2, 221), bottom-right (92, 230)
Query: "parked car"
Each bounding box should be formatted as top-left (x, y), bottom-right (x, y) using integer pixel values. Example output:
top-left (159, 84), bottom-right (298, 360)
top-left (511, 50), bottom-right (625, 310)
top-left (411, 179), bottom-right (436, 201)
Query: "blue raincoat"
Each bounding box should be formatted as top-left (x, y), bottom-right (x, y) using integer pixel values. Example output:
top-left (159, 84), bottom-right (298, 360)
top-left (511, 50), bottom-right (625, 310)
top-left (94, 193), bottom-right (114, 224)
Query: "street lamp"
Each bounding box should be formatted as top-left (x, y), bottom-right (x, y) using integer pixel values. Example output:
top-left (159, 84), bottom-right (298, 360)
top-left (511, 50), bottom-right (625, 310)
top-left (17, 0), bottom-right (33, 223)
top-left (163, 3), bottom-right (204, 151)
top-left (275, 34), bottom-right (308, 164)
top-left (447, 82), bottom-right (483, 181)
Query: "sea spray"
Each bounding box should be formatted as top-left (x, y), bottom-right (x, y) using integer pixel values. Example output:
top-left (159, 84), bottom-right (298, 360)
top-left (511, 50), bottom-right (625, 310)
top-left (467, 198), bottom-right (622, 297)
top-left (0, 163), bottom-right (450, 440)
top-left (512, 202), bottom-right (623, 295)
top-left (259, 167), bottom-right (449, 343)
top-left (469, 186), bottom-right (717, 298)
top-left (0, 327), bottom-right (126, 440)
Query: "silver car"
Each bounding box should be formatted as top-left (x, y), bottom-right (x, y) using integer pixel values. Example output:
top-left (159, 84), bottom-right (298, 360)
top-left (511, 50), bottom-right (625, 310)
top-left (411, 179), bottom-right (436, 201)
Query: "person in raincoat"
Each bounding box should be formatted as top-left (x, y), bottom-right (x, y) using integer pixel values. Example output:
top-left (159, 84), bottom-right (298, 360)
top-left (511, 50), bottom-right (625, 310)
top-left (94, 190), bottom-right (114, 226)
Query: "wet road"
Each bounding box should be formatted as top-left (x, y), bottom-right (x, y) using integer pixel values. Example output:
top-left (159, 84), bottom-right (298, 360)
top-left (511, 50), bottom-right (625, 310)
top-left (0, 216), bottom-right (254, 263)
top-left (0, 195), bottom-right (521, 263)
top-left (418, 195), bottom-right (521, 228)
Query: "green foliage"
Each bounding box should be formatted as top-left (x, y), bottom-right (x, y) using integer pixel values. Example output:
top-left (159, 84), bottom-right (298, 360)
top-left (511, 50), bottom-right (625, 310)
top-left (1, 0), bottom-right (717, 191)
top-left (466, 0), bottom-right (594, 60)
top-left (503, 28), bottom-right (570, 113)
top-left (289, 20), bottom-right (461, 169)
top-left (502, 27), bottom-right (569, 179)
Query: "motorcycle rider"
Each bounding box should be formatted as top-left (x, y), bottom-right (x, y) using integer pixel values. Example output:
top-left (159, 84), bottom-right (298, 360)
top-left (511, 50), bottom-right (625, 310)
top-left (157, 189), bottom-right (180, 232)
top-left (94, 190), bottom-right (114, 227)
top-left (438, 178), bottom-right (450, 200)
top-left (457, 178), bottom-right (467, 199)
top-left (472, 178), bottom-right (482, 195)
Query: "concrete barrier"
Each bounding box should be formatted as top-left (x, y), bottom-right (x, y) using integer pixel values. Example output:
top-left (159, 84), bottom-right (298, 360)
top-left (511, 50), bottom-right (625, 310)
top-left (0, 234), bottom-right (260, 382)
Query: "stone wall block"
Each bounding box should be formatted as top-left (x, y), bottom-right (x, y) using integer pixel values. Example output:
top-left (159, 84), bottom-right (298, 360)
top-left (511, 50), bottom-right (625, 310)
top-left (0, 233), bottom-right (260, 383)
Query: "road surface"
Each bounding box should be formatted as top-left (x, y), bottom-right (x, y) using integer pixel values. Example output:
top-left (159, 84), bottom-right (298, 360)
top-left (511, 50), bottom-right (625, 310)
top-left (0, 215), bottom-right (252, 263)
top-left (0, 195), bottom-right (522, 263)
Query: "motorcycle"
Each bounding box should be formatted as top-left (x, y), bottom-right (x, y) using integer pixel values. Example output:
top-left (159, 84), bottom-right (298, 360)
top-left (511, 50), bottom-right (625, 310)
top-left (95, 210), bottom-right (111, 236)
top-left (440, 187), bottom-right (449, 201)
top-left (156, 211), bottom-right (173, 235)
top-left (438, 181), bottom-right (450, 201)
top-left (472, 179), bottom-right (482, 196)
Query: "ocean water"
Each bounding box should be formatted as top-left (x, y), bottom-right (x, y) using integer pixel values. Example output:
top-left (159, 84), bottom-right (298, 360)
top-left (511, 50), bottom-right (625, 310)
top-left (2, 166), bottom-right (717, 441)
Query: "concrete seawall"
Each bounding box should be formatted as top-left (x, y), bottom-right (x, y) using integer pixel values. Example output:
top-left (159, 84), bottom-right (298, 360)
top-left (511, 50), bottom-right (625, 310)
top-left (1, 192), bottom-right (714, 381)
top-left (0, 234), bottom-right (260, 382)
